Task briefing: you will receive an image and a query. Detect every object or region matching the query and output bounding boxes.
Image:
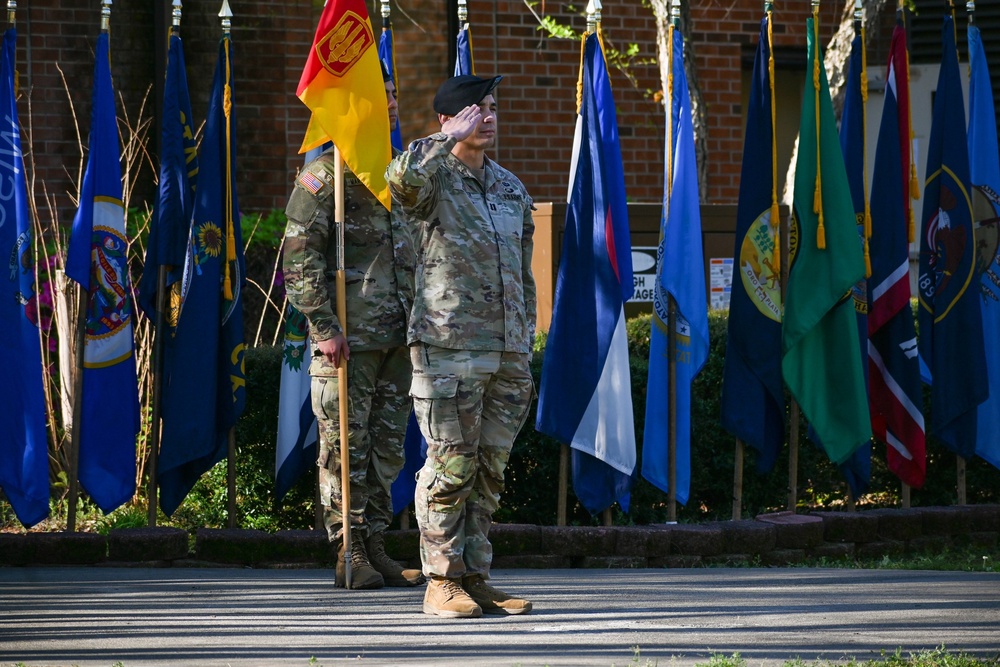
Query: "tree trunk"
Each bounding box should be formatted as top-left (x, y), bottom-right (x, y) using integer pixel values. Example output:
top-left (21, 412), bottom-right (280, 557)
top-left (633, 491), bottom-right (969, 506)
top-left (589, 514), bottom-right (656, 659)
top-left (781, 0), bottom-right (890, 205)
top-left (651, 0), bottom-right (709, 202)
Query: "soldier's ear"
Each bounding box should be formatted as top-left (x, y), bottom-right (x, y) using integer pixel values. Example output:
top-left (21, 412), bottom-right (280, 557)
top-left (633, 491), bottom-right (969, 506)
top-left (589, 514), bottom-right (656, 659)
top-left (438, 113), bottom-right (450, 126)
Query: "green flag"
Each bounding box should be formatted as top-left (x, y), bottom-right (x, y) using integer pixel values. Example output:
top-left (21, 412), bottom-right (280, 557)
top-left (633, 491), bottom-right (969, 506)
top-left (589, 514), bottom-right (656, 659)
top-left (783, 16), bottom-right (871, 465)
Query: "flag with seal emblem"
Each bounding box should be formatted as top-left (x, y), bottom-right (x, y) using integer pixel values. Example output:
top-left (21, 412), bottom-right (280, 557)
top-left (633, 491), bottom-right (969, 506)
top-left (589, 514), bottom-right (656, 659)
top-left (157, 36), bottom-right (246, 517)
top-left (783, 16), bottom-right (870, 465)
top-left (65, 31), bottom-right (140, 514)
top-left (720, 15), bottom-right (785, 473)
top-left (0, 26), bottom-right (50, 527)
top-left (298, 0), bottom-right (391, 210)
top-left (917, 15), bottom-right (987, 459)
top-left (967, 21), bottom-right (1000, 471)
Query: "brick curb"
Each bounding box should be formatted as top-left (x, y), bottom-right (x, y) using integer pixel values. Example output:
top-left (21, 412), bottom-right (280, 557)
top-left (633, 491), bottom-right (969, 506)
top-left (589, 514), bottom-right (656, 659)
top-left (2, 504), bottom-right (997, 568)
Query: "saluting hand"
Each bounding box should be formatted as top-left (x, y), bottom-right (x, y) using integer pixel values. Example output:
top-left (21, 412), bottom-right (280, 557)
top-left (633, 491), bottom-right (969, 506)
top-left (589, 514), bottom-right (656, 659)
top-left (441, 105), bottom-right (481, 142)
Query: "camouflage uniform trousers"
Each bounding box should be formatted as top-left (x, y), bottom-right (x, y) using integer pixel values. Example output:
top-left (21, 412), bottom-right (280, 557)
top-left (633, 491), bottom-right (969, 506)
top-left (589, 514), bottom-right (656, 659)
top-left (314, 345), bottom-right (411, 543)
top-left (410, 343), bottom-right (533, 579)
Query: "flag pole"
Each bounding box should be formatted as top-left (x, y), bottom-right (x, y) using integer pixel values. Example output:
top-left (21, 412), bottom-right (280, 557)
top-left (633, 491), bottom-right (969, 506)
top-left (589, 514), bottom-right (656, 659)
top-left (949, 0), bottom-right (969, 509)
top-left (146, 0), bottom-right (185, 529)
top-left (333, 145), bottom-right (352, 588)
top-left (217, 0), bottom-right (239, 531)
top-left (665, 0), bottom-right (680, 524)
top-left (849, 0), bottom-right (866, 516)
top-left (732, 439), bottom-right (743, 520)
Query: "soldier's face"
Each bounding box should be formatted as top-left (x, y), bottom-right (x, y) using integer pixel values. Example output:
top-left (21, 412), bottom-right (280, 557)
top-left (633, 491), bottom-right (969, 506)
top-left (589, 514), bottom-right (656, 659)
top-left (386, 80), bottom-right (398, 131)
top-left (464, 94), bottom-right (497, 150)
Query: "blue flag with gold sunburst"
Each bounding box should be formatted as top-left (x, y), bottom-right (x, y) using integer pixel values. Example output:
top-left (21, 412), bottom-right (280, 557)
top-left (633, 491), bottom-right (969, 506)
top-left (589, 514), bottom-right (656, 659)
top-left (0, 27), bottom-right (50, 527)
top-left (64, 31), bottom-right (140, 514)
top-left (158, 36), bottom-right (246, 517)
top-left (917, 15), bottom-right (987, 459)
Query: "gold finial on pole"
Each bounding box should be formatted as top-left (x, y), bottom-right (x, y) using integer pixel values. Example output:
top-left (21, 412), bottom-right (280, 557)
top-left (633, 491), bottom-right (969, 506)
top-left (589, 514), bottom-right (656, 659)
top-left (7, 1), bottom-right (15, 26)
top-left (219, 0), bottom-right (232, 37)
top-left (172, 0), bottom-right (182, 29)
top-left (586, 0), bottom-right (601, 33)
top-left (100, 0), bottom-right (112, 33)
top-left (457, 0), bottom-right (467, 25)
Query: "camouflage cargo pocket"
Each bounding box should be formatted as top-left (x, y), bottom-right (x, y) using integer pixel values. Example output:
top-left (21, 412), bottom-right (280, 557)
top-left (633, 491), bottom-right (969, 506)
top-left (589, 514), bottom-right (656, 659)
top-left (311, 374), bottom-right (346, 423)
top-left (410, 375), bottom-right (464, 445)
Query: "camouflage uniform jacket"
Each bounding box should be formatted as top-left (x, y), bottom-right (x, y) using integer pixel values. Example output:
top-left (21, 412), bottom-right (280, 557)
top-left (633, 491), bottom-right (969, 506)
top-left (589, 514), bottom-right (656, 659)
top-left (386, 132), bottom-right (536, 353)
top-left (283, 148), bottom-right (412, 374)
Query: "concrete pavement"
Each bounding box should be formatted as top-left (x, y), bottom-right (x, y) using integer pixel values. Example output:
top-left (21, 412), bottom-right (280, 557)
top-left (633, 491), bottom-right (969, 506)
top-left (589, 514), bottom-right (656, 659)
top-left (1, 567), bottom-right (998, 667)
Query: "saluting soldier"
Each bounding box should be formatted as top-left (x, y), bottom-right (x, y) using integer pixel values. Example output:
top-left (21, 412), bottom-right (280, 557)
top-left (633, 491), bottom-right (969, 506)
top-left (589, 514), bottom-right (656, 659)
top-left (282, 63), bottom-right (423, 590)
top-left (387, 74), bottom-right (536, 618)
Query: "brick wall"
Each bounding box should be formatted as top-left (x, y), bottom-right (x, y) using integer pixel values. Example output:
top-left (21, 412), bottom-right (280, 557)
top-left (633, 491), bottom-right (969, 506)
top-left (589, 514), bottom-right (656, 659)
top-left (19, 0), bottom-right (859, 227)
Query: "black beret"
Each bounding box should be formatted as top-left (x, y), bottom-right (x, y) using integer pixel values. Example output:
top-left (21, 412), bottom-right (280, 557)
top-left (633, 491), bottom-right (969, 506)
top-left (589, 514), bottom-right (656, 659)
top-left (433, 74), bottom-right (503, 115)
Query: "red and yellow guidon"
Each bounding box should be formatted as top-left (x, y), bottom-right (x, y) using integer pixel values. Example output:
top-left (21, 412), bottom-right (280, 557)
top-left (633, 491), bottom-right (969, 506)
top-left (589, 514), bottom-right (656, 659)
top-left (315, 10), bottom-right (373, 78)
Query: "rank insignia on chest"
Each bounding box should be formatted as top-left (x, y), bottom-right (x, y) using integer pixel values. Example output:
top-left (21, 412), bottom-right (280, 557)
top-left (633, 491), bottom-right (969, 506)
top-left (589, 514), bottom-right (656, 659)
top-left (299, 171), bottom-right (325, 195)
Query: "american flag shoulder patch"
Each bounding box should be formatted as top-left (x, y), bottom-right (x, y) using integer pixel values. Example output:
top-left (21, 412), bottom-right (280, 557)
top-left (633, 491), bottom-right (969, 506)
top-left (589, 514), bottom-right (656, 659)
top-left (298, 171), bottom-right (325, 195)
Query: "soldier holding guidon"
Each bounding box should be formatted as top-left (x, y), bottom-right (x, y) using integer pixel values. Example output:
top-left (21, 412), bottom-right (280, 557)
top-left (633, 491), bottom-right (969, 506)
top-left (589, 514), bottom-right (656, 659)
top-left (282, 63), bottom-right (423, 590)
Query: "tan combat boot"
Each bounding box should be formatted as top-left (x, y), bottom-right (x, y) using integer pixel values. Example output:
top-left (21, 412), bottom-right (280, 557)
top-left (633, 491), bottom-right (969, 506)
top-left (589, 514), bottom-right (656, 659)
top-left (462, 574), bottom-right (532, 615)
top-left (335, 531), bottom-right (384, 590)
top-left (366, 532), bottom-right (426, 587)
top-left (422, 577), bottom-right (482, 618)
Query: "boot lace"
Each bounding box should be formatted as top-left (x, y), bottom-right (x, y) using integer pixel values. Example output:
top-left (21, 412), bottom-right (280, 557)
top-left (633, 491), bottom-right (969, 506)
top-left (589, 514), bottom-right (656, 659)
top-left (466, 577), bottom-right (507, 602)
top-left (438, 578), bottom-right (468, 601)
top-left (348, 532), bottom-right (370, 567)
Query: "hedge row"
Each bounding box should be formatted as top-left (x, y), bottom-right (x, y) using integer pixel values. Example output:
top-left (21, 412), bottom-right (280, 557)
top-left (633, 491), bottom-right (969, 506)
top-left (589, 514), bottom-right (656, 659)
top-left (221, 312), bottom-right (998, 532)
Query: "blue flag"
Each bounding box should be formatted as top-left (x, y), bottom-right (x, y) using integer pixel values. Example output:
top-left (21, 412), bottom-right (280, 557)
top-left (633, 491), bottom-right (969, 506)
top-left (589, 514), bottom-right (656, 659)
top-left (641, 28), bottom-right (708, 506)
top-left (378, 26), bottom-right (403, 151)
top-left (454, 24), bottom-right (473, 76)
top-left (138, 32), bottom-right (198, 320)
top-left (158, 37), bottom-right (246, 516)
top-left (378, 20), bottom-right (425, 513)
top-left (835, 33), bottom-right (872, 498)
top-left (967, 23), bottom-right (1000, 471)
top-left (536, 32), bottom-right (636, 515)
top-left (274, 305), bottom-right (317, 503)
top-left (917, 15), bottom-right (987, 459)
top-left (867, 21), bottom-right (926, 489)
top-left (720, 16), bottom-right (784, 473)
top-left (0, 27), bottom-right (50, 527)
top-left (64, 32), bottom-right (140, 514)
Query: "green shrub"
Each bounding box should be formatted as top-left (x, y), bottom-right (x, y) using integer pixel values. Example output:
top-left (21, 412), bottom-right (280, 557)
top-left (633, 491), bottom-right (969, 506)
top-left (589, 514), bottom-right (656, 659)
top-left (205, 311), bottom-right (997, 531)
